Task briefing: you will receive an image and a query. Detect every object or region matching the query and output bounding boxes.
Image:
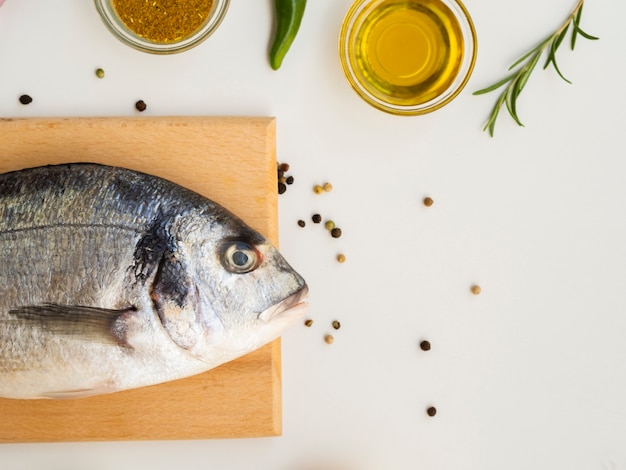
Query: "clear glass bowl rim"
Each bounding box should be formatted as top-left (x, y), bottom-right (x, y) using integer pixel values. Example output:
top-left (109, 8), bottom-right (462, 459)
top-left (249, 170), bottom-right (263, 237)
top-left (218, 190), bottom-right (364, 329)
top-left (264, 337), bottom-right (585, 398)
top-left (94, 0), bottom-right (230, 54)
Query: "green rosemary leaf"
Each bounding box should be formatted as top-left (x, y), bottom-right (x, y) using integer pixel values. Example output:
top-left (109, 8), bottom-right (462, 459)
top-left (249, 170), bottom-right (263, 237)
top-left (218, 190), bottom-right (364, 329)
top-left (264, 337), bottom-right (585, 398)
top-left (574, 2), bottom-right (584, 26)
top-left (517, 51), bottom-right (541, 92)
top-left (575, 26), bottom-right (599, 41)
top-left (543, 48), bottom-right (555, 70)
top-left (507, 79), bottom-right (518, 112)
top-left (551, 56), bottom-right (571, 83)
top-left (473, 72), bottom-right (516, 95)
top-left (571, 3), bottom-right (584, 51)
top-left (571, 24), bottom-right (579, 50)
top-left (543, 27), bottom-right (566, 71)
top-left (509, 59), bottom-right (536, 126)
top-left (554, 24), bottom-right (570, 51)
top-left (508, 41), bottom-right (548, 70)
top-left (545, 38), bottom-right (572, 83)
top-left (506, 80), bottom-right (524, 127)
top-left (485, 94), bottom-right (506, 136)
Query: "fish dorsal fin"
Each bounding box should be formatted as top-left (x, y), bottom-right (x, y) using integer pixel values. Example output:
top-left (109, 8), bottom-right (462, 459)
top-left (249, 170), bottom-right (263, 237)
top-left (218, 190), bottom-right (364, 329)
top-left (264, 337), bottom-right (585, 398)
top-left (151, 252), bottom-right (202, 351)
top-left (8, 303), bottom-right (134, 347)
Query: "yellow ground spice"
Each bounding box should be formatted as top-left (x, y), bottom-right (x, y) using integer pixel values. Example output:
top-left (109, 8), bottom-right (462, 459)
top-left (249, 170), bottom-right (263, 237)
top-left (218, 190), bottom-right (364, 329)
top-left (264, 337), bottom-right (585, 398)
top-left (112, 0), bottom-right (214, 43)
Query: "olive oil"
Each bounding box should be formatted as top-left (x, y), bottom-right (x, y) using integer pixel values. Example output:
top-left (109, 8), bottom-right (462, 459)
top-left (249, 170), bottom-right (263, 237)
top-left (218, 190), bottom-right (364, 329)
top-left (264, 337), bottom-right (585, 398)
top-left (349, 0), bottom-right (465, 107)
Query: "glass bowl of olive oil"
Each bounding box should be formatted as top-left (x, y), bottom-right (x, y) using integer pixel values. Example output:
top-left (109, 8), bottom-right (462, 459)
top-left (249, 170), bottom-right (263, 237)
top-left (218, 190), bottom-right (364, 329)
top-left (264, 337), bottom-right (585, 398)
top-left (339, 0), bottom-right (477, 115)
top-left (94, 0), bottom-right (230, 54)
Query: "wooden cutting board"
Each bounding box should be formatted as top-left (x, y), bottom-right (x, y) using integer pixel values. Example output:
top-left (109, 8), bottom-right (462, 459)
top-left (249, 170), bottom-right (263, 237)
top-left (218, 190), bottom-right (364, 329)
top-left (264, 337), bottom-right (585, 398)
top-left (0, 116), bottom-right (282, 442)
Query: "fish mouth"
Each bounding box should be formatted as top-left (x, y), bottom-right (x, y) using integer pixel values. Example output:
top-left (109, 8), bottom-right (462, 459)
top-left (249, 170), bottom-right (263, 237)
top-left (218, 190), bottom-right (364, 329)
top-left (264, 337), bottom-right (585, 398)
top-left (258, 284), bottom-right (309, 323)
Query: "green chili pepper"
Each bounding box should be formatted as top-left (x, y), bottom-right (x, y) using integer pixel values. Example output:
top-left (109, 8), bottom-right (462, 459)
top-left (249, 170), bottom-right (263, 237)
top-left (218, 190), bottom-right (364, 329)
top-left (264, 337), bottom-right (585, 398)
top-left (269, 0), bottom-right (307, 70)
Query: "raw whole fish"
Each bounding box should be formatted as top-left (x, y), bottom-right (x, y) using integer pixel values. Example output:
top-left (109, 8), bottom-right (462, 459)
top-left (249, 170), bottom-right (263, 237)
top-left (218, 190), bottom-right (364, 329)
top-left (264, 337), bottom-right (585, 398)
top-left (0, 163), bottom-right (308, 399)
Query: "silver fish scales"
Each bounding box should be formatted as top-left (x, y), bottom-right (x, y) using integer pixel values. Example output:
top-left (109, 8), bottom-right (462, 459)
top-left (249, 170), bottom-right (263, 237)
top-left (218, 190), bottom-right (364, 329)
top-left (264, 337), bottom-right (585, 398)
top-left (0, 163), bottom-right (308, 399)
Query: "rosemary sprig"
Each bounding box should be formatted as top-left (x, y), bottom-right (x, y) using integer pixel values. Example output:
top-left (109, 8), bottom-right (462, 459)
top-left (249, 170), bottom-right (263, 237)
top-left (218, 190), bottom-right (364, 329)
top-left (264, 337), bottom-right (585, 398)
top-left (474, 0), bottom-right (598, 136)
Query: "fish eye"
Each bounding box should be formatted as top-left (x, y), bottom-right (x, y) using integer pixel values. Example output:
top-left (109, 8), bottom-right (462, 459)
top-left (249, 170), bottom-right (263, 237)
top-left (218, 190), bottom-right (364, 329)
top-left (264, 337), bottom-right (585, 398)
top-left (222, 241), bottom-right (259, 274)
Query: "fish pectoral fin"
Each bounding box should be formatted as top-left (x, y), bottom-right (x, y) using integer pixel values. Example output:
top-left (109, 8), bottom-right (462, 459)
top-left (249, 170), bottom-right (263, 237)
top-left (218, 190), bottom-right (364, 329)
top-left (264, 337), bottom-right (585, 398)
top-left (151, 252), bottom-right (202, 351)
top-left (8, 303), bottom-right (135, 347)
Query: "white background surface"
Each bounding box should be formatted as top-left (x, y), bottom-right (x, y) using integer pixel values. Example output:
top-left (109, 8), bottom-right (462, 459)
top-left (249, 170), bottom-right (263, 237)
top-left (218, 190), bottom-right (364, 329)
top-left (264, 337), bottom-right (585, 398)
top-left (1, 0), bottom-right (625, 469)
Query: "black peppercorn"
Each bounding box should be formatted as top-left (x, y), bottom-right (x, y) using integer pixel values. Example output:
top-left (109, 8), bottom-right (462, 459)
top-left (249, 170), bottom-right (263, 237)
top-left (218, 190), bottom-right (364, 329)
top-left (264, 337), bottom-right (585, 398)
top-left (278, 182), bottom-right (287, 194)
top-left (297, 220), bottom-right (305, 227)
top-left (19, 94), bottom-right (33, 105)
top-left (135, 100), bottom-right (147, 112)
top-left (312, 214), bottom-right (322, 223)
top-left (426, 406), bottom-right (437, 417)
top-left (420, 340), bottom-right (431, 351)
top-left (286, 175), bottom-right (294, 185)
top-left (331, 227), bottom-right (342, 238)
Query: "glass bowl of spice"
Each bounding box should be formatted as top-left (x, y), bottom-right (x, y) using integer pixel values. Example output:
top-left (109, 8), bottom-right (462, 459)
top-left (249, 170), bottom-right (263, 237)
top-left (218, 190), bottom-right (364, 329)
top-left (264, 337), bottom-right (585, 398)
top-left (94, 0), bottom-right (230, 54)
top-left (339, 0), bottom-right (477, 115)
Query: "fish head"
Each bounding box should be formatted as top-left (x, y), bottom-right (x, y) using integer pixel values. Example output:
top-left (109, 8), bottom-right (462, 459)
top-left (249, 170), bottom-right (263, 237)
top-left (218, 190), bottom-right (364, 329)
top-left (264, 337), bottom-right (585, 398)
top-left (152, 209), bottom-right (308, 365)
